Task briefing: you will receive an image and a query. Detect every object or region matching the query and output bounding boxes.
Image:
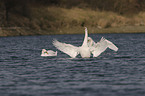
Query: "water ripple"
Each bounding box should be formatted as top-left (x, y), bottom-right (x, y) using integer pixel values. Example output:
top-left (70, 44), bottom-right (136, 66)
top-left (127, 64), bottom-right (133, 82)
top-left (0, 34), bottom-right (145, 96)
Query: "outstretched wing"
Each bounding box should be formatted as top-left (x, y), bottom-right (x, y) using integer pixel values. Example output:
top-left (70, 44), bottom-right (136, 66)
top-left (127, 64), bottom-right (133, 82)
top-left (104, 39), bottom-right (118, 51)
top-left (88, 37), bottom-right (118, 57)
top-left (53, 39), bottom-right (79, 58)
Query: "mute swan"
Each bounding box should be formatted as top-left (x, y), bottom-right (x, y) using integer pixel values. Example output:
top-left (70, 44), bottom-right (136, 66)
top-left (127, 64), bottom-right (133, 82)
top-left (87, 37), bottom-right (118, 57)
top-left (41, 49), bottom-right (57, 57)
top-left (53, 27), bottom-right (90, 58)
top-left (53, 27), bottom-right (118, 58)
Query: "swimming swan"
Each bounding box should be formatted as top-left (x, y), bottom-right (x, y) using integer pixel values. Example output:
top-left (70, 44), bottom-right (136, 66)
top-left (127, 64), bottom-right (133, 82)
top-left (53, 27), bottom-right (118, 58)
top-left (53, 27), bottom-right (90, 58)
top-left (87, 37), bottom-right (118, 57)
top-left (41, 49), bottom-right (57, 57)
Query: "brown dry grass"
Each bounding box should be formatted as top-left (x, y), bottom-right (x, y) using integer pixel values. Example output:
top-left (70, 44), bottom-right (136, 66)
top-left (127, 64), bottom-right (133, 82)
top-left (1, 6), bottom-right (145, 36)
top-left (45, 7), bottom-right (145, 29)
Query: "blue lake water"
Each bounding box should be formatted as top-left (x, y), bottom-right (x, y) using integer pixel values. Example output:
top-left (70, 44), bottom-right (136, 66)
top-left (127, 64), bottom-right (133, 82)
top-left (0, 33), bottom-right (145, 96)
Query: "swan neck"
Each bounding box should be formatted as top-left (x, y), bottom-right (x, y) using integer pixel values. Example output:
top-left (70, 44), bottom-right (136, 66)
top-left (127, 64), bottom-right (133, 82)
top-left (82, 28), bottom-right (88, 46)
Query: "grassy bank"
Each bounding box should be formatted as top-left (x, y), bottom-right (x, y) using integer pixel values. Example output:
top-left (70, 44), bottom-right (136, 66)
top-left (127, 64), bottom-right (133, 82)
top-left (1, 6), bottom-right (145, 36)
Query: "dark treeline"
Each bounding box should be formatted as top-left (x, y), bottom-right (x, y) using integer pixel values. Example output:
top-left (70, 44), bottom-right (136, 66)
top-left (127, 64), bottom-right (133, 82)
top-left (58, 0), bottom-right (145, 14)
top-left (0, 0), bottom-right (145, 27)
top-left (1, 0), bottom-right (145, 13)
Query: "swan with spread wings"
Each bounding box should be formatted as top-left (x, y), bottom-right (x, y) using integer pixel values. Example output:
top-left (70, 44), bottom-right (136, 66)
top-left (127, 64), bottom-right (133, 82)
top-left (53, 27), bottom-right (90, 58)
top-left (87, 37), bottom-right (118, 57)
top-left (53, 27), bottom-right (118, 58)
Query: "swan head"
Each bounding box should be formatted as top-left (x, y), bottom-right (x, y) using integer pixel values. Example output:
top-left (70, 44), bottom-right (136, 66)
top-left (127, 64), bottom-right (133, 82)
top-left (84, 27), bottom-right (87, 32)
top-left (42, 49), bottom-right (47, 53)
top-left (88, 37), bottom-right (92, 42)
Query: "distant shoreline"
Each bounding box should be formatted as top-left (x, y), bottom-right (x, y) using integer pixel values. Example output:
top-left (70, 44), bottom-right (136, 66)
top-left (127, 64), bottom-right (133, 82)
top-left (1, 6), bottom-right (145, 37)
top-left (0, 26), bottom-right (145, 37)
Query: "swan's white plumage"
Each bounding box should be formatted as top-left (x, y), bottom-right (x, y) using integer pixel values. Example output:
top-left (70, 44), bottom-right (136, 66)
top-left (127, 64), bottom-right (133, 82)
top-left (53, 27), bottom-right (118, 58)
top-left (79, 27), bottom-right (90, 58)
top-left (53, 27), bottom-right (91, 58)
top-left (88, 37), bottom-right (118, 57)
top-left (41, 49), bottom-right (57, 57)
top-left (53, 39), bottom-right (79, 58)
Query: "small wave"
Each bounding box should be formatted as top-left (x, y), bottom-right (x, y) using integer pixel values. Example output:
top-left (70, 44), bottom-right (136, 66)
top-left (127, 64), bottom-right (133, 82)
top-left (114, 56), bottom-right (132, 59)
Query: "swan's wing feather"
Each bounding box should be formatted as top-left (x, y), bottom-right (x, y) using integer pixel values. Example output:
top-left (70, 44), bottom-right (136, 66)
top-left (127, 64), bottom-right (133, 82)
top-left (91, 38), bottom-right (108, 57)
top-left (104, 39), bottom-right (118, 51)
top-left (53, 39), bottom-right (79, 58)
top-left (89, 37), bottom-right (118, 57)
top-left (47, 50), bottom-right (57, 54)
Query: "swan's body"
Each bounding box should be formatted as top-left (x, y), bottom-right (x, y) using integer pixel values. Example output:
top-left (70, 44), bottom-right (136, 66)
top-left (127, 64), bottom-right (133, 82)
top-left (41, 49), bottom-right (57, 57)
top-left (78, 27), bottom-right (91, 58)
top-left (87, 37), bottom-right (118, 57)
top-left (53, 27), bottom-right (118, 58)
top-left (53, 27), bottom-right (90, 58)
